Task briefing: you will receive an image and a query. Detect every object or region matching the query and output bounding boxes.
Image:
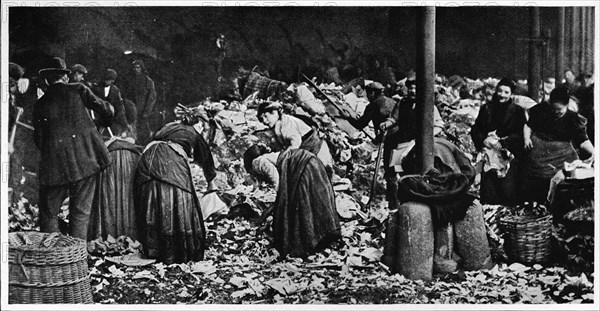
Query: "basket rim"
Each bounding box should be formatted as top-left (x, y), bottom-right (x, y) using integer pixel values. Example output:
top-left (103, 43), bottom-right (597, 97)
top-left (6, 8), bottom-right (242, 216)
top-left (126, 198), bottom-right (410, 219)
top-left (9, 232), bottom-right (86, 251)
top-left (499, 213), bottom-right (553, 224)
top-left (9, 243), bottom-right (86, 252)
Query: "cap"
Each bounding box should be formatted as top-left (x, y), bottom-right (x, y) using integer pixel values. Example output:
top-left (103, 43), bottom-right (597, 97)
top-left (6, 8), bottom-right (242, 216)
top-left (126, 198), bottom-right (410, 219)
top-left (104, 68), bottom-right (117, 80)
top-left (71, 64), bottom-right (88, 74)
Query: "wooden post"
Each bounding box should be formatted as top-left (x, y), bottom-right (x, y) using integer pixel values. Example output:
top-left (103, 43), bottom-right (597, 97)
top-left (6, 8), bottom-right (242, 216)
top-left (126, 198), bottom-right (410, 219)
top-left (555, 7), bottom-right (565, 84)
top-left (528, 7), bottom-right (541, 102)
top-left (415, 6), bottom-right (435, 174)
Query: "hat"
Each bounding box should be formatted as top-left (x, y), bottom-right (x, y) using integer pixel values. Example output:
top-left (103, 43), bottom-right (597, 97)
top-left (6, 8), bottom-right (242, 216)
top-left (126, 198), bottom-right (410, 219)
top-left (104, 68), bottom-right (118, 80)
top-left (9, 62), bottom-right (24, 80)
top-left (549, 86), bottom-right (570, 105)
top-left (39, 57), bottom-right (71, 76)
top-left (71, 64), bottom-right (87, 74)
top-left (366, 81), bottom-right (384, 90)
top-left (496, 77), bottom-right (516, 93)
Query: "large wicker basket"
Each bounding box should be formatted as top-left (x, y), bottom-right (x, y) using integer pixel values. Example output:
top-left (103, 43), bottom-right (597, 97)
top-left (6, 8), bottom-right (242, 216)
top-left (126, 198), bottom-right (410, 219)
top-left (8, 231), bottom-right (93, 304)
top-left (498, 214), bottom-right (553, 264)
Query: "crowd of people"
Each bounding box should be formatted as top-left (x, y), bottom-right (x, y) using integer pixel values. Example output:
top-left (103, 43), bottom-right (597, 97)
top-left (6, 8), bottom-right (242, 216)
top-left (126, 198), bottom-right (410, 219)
top-left (7, 54), bottom-right (595, 266)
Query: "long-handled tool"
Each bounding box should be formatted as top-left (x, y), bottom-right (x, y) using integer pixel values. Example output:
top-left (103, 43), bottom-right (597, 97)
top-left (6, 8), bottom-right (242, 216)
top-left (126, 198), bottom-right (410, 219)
top-left (365, 130), bottom-right (387, 212)
top-left (9, 107), bottom-right (24, 147)
top-left (301, 73), bottom-right (355, 119)
top-left (300, 73), bottom-right (374, 141)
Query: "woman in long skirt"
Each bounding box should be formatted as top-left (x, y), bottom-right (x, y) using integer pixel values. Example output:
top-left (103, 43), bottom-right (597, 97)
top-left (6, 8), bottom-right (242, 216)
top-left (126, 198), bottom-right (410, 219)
top-left (470, 78), bottom-right (526, 205)
top-left (88, 92), bottom-right (142, 241)
top-left (88, 138), bottom-right (142, 240)
top-left (244, 145), bottom-right (340, 258)
top-left (134, 106), bottom-right (217, 264)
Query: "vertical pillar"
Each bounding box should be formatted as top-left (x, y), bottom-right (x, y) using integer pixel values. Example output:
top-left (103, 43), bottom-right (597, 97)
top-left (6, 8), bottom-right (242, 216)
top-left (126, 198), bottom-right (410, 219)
top-left (528, 7), bottom-right (541, 102)
top-left (555, 7), bottom-right (565, 84)
top-left (415, 6), bottom-right (435, 174)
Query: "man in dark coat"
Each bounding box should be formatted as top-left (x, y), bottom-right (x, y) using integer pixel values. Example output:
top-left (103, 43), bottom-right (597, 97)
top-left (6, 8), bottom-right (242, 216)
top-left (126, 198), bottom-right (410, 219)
top-left (93, 68), bottom-right (129, 138)
top-left (70, 63), bottom-right (93, 88)
top-left (124, 60), bottom-right (156, 145)
top-left (345, 81), bottom-right (400, 208)
top-left (33, 57), bottom-right (114, 240)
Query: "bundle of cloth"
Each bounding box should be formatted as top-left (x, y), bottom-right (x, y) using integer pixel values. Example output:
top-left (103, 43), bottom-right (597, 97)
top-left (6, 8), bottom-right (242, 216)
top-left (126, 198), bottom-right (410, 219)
top-left (398, 138), bottom-right (476, 227)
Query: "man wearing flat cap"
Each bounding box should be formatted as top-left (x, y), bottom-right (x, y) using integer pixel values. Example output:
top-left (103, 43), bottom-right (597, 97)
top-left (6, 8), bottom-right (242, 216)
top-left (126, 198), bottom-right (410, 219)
top-left (93, 68), bottom-right (129, 138)
top-left (344, 81), bottom-right (401, 209)
top-left (70, 63), bottom-right (92, 88)
top-left (33, 57), bottom-right (115, 240)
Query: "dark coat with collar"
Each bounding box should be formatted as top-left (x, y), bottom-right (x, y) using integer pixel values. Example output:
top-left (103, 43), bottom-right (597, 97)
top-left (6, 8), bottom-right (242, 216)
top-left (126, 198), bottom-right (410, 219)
top-left (471, 98), bottom-right (526, 156)
top-left (93, 83), bottom-right (128, 135)
top-left (125, 74), bottom-right (156, 118)
top-left (33, 82), bottom-right (114, 186)
top-left (348, 94), bottom-right (397, 138)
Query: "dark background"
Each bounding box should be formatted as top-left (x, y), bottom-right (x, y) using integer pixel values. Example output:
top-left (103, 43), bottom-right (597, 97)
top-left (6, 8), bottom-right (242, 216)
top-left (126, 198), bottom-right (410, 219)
top-left (9, 6), bottom-right (595, 112)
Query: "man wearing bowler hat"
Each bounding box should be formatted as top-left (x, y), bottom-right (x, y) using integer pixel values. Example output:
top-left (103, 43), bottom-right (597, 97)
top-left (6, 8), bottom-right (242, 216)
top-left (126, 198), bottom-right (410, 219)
top-left (33, 57), bottom-right (114, 240)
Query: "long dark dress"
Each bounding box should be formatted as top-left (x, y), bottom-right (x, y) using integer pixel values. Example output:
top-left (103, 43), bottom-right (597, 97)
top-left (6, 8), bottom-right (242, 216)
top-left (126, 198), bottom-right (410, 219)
top-left (133, 122), bottom-right (216, 264)
top-left (88, 138), bottom-right (142, 241)
top-left (521, 102), bottom-right (588, 203)
top-left (471, 97), bottom-right (526, 205)
top-left (273, 149), bottom-right (341, 257)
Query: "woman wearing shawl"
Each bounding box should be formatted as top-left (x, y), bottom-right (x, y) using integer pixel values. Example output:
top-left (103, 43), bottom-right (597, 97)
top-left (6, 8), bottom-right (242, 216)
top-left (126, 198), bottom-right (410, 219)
top-left (133, 105), bottom-right (217, 264)
top-left (471, 78), bottom-right (526, 205)
top-left (521, 86), bottom-right (594, 203)
top-left (256, 101), bottom-right (334, 172)
top-left (88, 99), bottom-right (143, 240)
top-left (244, 145), bottom-right (341, 258)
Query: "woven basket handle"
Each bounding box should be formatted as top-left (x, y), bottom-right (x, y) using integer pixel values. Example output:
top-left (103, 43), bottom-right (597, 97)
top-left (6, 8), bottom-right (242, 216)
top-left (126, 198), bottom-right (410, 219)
top-left (15, 250), bottom-right (30, 282)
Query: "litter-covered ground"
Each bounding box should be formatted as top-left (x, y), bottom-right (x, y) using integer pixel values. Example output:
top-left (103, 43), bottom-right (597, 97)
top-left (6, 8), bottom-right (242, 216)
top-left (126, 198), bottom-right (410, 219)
top-left (7, 77), bottom-right (595, 305)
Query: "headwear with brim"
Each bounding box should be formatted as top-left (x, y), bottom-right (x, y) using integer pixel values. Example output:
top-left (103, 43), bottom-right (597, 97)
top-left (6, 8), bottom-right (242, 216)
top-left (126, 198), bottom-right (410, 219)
top-left (549, 86), bottom-right (570, 105)
top-left (71, 64), bottom-right (87, 74)
top-left (104, 68), bottom-right (118, 80)
top-left (496, 77), bottom-right (516, 93)
top-left (39, 57), bottom-right (71, 76)
top-left (9, 62), bottom-right (24, 80)
top-left (366, 81), bottom-right (385, 90)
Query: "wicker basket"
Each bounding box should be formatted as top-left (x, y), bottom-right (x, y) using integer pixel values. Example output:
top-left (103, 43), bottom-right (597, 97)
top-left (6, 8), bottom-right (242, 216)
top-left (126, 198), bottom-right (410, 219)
top-left (498, 214), bottom-right (553, 264)
top-left (8, 231), bottom-right (93, 304)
